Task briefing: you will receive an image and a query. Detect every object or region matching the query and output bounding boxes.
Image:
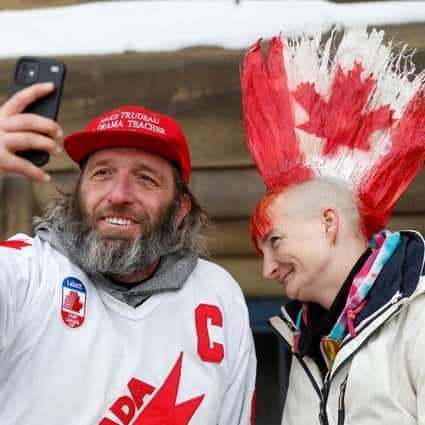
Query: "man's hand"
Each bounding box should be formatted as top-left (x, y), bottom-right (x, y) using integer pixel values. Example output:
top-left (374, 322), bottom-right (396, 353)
top-left (0, 82), bottom-right (63, 182)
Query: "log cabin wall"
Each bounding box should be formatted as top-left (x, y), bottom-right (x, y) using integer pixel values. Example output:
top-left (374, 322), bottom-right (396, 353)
top-left (0, 5), bottom-right (424, 297)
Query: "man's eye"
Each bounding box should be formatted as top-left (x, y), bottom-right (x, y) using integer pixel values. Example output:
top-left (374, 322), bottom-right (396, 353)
top-left (92, 169), bottom-right (110, 177)
top-left (138, 174), bottom-right (157, 184)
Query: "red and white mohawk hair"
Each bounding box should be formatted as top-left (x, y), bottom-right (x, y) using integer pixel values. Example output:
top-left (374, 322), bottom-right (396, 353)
top-left (242, 28), bottom-right (425, 240)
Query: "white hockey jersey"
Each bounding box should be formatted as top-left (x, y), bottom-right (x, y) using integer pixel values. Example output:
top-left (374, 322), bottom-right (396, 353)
top-left (0, 234), bottom-right (256, 425)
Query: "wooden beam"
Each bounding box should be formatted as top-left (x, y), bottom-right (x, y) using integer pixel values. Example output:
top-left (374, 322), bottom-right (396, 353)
top-left (206, 219), bottom-right (254, 256)
top-left (0, 174), bottom-right (35, 236)
top-left (29, 167), bottom-right (425, 254)
top-left (0, 49), bottom-right (251, 169)
top-left (1, 34), bottom-right (423, 171)
top-left (207, 215), bottom-right (425, 257)
top-left (193, 167), bottom-right (425, 217)
top-left (382, 23), bottom-right (425, 50)
top-left (211, 256), bottom-right (283, 297)
top-left (31, 165), bottom-right (425, 220)
top-left (388, 215), bottom-right (425, 235)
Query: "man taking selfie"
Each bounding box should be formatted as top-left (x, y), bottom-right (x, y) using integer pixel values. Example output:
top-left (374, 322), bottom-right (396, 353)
top-left (0, 83), bottom-right (256, 424)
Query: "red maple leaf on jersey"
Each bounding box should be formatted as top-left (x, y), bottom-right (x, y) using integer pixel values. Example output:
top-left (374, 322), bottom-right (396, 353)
top-left (0, 239), bottom-right (31, 250)
top-left (292, 62), bottom-right (394, 156)
top-left (133, 353), bottom-right (204, 424)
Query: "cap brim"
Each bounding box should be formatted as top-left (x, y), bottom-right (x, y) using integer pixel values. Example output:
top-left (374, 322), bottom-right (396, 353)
top-left (64, 129), bottom-right (182, 168)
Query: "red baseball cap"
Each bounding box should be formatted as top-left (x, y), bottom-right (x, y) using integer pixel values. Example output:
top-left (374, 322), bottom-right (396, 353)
top-left (63, 105), bottom-right (191, 183)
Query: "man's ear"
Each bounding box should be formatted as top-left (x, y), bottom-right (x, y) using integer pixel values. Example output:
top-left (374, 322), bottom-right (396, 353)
top-left (321, 207), bottom-right (339, 243)
top-left (177, 194), bottom-right (192, 226)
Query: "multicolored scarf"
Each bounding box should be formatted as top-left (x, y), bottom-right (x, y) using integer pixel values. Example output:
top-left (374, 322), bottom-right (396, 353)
top-left (293, 230), bottom-right (401, 368)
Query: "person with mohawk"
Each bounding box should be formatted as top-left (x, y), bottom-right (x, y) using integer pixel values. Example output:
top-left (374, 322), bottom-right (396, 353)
top-left (241, 28), bottom-right (425, 425)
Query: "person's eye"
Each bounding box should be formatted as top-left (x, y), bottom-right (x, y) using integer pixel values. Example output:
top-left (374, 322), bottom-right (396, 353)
top-left (270, 236), bottom-right (279, 246)
top-left (137, 174), bottom-right (158, 185)
top-left (91, 168), bottom-right (111, 178)
top-left (270, 236), bottom-right (281, 249)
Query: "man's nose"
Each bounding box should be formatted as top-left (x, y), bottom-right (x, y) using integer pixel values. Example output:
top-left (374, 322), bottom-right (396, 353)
top-left (262, 253), bottom-right (278, 280)
top-left (107, 174), bottom-right (136, 205)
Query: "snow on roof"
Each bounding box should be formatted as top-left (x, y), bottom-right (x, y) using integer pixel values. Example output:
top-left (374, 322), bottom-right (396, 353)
top-left (0, 0), bottom-right (424, 58)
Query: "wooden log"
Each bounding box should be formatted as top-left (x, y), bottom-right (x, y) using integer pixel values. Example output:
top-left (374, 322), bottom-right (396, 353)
top-left (388, 215), bottom-right (425, 235)
top-left (383, 24), bottom-right (425, 50)
top-left (207, 214), bottom-right (425, 257)
top-left (191, 168), bottom-right (263, 218)
top-left (29, 174), bottom-right (425, 256)
top-left (30, 167), bottom-right (264, 216)
top-left (0, 33), bottom-right (423, 171)
top-left (0, 174), bottom-right (35, 237)
top-left (0, 49), bottom-right (250, 170)
top-left (191, 167), bottom-right (425, 217)
top-left (211, 256), bottom-right (283, 297)
top-left (29, 165), bottom-right (425, 222)
top-left (206, 219), bottom-right (254, 257)
top-left (32, 170), bottom-right (76, 212)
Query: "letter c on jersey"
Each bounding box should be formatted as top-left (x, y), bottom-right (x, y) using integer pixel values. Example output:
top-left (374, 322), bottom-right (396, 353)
top-left (195, 304), bottom-right (224, 363)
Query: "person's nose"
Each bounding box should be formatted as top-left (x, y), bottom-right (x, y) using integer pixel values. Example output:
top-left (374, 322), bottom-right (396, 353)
top-left (107, 173), bottom-right (136, 206)
top-left (262, 252), bottom-right (278, 280)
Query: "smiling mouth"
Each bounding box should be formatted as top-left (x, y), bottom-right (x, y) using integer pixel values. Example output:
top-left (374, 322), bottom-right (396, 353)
top-left (102, 216), bottom-right (139, 227)
top-left (280, 269), bottom-right (295, 286)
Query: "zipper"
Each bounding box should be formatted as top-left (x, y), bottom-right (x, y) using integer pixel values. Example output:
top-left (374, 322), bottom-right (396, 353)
top-left (337, 375), bottom-right (348, 425)
top-left (319, 371), bottom-right (331, 425)
top-left (317, 291), bottom-right (403, 425)
top-left (273, 291), bottom-right (403, 425)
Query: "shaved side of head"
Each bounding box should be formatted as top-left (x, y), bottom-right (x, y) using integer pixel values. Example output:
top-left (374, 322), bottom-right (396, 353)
top-left (250, 176), bottom-right (365, 250)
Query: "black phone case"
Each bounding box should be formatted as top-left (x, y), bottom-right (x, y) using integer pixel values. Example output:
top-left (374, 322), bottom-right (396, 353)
top-left (10, 57), bottom-right (66, 166)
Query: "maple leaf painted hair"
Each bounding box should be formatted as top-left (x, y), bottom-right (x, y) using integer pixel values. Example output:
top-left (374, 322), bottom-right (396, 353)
top-left (242, 28), bottom-right (425, 245)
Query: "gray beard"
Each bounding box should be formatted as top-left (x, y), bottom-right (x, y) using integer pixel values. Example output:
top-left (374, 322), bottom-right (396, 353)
top-left (72, 220), bottom-right (178, 277)
top-left (38, 190), bottom-right (184, 278)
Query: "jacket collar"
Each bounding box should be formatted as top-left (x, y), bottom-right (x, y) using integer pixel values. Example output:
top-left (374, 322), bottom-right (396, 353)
top-left (355, 230), bottom-right (425, 324)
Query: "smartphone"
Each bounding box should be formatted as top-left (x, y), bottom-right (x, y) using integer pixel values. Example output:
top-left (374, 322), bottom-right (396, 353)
top-left (10, 56), bottom-right (66, 166)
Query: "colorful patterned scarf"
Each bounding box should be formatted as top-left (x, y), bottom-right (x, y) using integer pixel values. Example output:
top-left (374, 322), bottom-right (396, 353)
top-left (293, 230), bottom-right (400, 368)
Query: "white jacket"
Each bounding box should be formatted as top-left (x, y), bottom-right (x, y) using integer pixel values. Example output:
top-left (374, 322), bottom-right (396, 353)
top-left (270, 230), bottom-right (425, 425)
top-left (0, 234), bottom-right (256, 425)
